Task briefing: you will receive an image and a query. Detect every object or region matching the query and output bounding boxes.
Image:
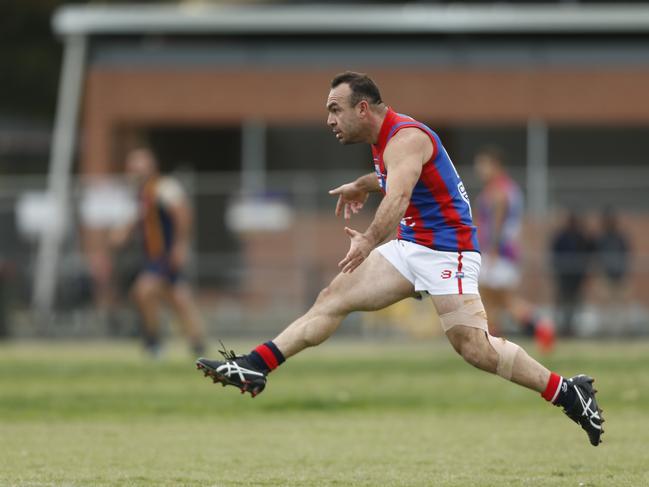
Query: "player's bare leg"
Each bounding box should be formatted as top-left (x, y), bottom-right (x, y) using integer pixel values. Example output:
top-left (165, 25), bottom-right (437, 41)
top-left (168, 282), bottom-right (207, 355)
top-left (196, 251), bottom-right (414, 395)
top-left (273, 251), bottom-right (414, 357)
top-left (436, 294), bottom-right (549, 391)
top-left (132, 273), bottom-right (165, 356)
top-left (433, 293), bottom-right (603, 445)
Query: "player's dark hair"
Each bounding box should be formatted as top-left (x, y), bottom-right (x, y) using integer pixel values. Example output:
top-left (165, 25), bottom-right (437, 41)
top-left (477, 145), bottom-right (506, 165)
top-left (331, 71), bottom-right (383, 107)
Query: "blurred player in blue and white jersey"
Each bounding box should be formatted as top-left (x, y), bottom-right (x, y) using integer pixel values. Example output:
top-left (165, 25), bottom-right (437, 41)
top-left (475, 146), bottom-right (554, 352)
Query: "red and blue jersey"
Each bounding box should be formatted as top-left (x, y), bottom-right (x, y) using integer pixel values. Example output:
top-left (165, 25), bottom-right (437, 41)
top-left (371, 108), bottom-right (479, 253)
top-left (476, 173), bottom-right (523, 261)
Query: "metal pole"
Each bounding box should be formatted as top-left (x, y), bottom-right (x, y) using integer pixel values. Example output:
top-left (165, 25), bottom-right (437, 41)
top-left (526, 118), bottom-right (549, 216)
top-left (293, 173), bottom-right (318, 308)
top-left (240, 119), bottom-right (266, 196)
top-left (33, 34), bottom-right (87, 312)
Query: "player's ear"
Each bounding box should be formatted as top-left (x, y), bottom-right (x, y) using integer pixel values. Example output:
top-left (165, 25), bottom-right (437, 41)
top-left (356, 99), bottom-right (369, 117)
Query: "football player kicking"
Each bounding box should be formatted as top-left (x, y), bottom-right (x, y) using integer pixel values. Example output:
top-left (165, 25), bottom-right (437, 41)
top-left (196, 72), bottom-right (603, 446)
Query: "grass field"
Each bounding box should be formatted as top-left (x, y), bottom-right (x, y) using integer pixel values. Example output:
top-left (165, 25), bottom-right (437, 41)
top-left (0, 338), bottom-right (648, 487)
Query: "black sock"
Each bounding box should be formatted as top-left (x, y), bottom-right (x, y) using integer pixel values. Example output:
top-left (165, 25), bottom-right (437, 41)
top-left (248, 341), bottom-right (285, 373)
top-left (553, 378), bottom-right (576, 409)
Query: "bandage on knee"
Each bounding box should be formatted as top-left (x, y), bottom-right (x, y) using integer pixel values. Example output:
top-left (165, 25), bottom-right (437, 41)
top-left (487, 334), bottom-right (521, 380)
top-left (439, 298), bottom-right (488, 333)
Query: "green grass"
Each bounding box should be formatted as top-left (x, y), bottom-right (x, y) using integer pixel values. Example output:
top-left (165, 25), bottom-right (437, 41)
top-left (0, 338), bottom-right (648, 486)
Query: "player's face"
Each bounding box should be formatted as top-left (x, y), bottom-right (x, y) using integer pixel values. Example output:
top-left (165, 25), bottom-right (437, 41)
top-left (326, 84), bottom-right (365, 144)
top-left (125, 149), bottom-right (156, 185)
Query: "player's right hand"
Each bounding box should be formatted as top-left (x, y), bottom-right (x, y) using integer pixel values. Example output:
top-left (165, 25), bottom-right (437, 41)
top-left (328, 183), bottom-right (369, 220)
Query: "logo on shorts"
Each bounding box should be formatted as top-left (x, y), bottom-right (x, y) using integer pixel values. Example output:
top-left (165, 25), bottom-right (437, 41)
top-left (441, 270), bottom-right (452, 279)
top-left (455, 272), bottom-right (465, 279)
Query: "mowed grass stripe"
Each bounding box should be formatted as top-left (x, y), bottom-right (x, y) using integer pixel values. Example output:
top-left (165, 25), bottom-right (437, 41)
top-left (0, 340), bottom-right (647, 420)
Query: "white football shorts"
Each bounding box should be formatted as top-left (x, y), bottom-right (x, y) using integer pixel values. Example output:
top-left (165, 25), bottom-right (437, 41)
top-left (376, 239), bottom-right (481, 296)
top-left (479, 255), bottom-right (521, 289)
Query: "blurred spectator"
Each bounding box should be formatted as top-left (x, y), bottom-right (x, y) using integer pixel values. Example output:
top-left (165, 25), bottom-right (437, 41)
top-left (551, 211), bottom-right (594, 336)
top-left (474, 146), bottom-right (554, 351)
top-left (595, 207), bottom-right (630, 301)
top-left (111, 148), bottom-right (206, 357)
top-left (80, 176), bottom-right (137, 332)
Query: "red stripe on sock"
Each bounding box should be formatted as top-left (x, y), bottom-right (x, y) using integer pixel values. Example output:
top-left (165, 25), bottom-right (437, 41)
top-left (254, 344), bottom-right (279, 370)
top-left (541, 372), bottom-right (562, 402)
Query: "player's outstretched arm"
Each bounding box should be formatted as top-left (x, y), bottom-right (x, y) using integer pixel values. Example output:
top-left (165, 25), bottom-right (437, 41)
top-left (167, 200), bottom-right (192, 270)
top-left (354, 172), bottom-right (382, 193)
top-left (338, 129), bottom-right (432, 273)
top-left (328, 173), bottom-right (379, 220)
top-left (364, 131), bottom-right (428, 245)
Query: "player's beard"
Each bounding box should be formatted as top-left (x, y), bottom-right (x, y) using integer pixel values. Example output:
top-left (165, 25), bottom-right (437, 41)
top-left (338, 124), bottom-right (364, 145)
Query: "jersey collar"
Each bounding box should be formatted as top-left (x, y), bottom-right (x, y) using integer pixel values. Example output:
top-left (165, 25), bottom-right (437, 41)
top-left (373, 107), bottom-right (397, 150)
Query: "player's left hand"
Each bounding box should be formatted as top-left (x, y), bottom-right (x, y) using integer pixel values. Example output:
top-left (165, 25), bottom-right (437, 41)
top-left (328, 182), bottom-right (369, 220)
top-left (338, 227), bottom-right (373, 273)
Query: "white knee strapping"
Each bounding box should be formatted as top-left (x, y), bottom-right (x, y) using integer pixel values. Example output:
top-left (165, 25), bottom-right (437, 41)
top-left (438, 298), bottom-right (488, 332)
top-left (487, 334), bottom-right (521, 380)
top-left (439, 298), bottom-right (519, 380)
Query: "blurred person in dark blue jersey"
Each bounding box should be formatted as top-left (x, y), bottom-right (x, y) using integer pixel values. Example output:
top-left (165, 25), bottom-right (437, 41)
top-left (112, 148), bottom-right (206, 357)
top-left (551, 211), bottom-right (593, 336)
top-left (596, 207), bottom-right (630, 302)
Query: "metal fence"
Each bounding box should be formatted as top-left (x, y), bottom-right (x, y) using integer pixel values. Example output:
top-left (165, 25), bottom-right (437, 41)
top-left (0, 166), bottom-right (648, 340)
